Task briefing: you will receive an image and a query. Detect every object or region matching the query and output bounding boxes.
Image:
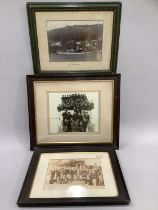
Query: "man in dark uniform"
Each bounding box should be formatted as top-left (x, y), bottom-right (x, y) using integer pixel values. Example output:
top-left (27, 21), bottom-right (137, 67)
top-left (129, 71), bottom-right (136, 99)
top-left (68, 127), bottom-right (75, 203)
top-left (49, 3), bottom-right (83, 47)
top-left (81, 111), bottom-right (90, 132)
top-left (62, 110), bottom-right (68, 131)
top-left (66, 112), bottom-right (72, 131)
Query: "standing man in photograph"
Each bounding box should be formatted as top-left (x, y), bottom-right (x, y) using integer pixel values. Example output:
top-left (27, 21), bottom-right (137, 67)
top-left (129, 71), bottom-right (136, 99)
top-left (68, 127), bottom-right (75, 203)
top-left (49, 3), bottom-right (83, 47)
top-left (81, 111), bottom-right (90, 132)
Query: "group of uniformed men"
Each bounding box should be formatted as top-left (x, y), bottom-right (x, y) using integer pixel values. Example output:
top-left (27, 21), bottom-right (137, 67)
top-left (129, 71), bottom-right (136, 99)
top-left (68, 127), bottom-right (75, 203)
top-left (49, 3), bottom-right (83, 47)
top-left (57, 93), bottom-right (94, 112)
top-left (49, 165), bottom-right (104, 186)
top-left (62, 109), bottom-right (90, 132)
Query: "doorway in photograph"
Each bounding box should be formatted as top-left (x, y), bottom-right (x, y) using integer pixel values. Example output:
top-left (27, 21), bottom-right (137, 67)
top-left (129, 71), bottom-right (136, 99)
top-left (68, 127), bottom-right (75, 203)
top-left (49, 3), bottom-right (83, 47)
top-left (47, 20), bottom-right (103, 62)
top-left (48, 91), bottom-right (99, 134)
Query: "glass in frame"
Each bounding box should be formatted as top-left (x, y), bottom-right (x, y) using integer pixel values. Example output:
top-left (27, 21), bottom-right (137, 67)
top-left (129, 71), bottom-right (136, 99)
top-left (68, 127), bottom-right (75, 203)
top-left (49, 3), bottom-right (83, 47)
top-left (27, 74), bottom-right (120, 150)
top-left (17, 146), bottom-right (130, 206)
top-left (27, 2), bottom-right (122, 74)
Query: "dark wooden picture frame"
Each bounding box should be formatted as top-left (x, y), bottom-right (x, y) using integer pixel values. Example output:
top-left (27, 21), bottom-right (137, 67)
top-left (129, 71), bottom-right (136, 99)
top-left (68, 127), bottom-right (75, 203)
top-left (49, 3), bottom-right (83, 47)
top-left (17, 145), bottom-right (130, 207)
top-left (27, 74), bottom-right (120, 151)
top-left (27, 2), bottom-right (122, 74)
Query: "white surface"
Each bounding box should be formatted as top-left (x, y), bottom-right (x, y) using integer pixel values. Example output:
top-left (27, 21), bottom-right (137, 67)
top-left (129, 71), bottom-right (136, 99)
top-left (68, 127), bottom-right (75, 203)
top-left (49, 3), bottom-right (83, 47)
top-left (0, 0), bottom-right (158, 210)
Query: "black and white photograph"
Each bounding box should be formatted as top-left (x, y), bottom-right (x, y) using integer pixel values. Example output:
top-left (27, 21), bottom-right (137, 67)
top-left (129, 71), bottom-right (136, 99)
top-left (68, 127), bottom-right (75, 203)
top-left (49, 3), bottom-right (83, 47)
top-left (44, 158), bottom-right (105, 190)
top-left (28, 3), bottom-right (121, 72)
top-left (47, 21), bottom-right (103, 62)
top-left (48, 92), bottom-right (99, 133)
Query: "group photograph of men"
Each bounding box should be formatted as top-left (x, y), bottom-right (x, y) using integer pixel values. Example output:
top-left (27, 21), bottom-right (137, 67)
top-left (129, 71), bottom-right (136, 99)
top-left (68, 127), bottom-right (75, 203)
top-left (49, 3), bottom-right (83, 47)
top-left (57, 93), bottom-right (95, 132)
top-left (47, 159), bottom-right (105, 188)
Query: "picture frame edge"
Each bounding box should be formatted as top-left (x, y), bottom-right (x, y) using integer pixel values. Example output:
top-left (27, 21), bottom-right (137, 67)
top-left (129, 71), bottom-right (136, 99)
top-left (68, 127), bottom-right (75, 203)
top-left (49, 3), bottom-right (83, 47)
top-left (17, 146), bottom-right (130, 207)
top-left (26, 74), bottom-right (120, 150)
top-left (26, 2), bottom-right (122, 74)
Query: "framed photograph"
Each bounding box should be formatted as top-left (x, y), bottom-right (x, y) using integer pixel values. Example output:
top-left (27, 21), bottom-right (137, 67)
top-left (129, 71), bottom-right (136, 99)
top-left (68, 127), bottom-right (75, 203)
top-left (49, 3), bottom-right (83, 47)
top-left (17, 146), bottom-right (130, 206)
top-left (27, 2), bottom-right (122, 74)
top-left (27, 74), bottom-right (120, 150)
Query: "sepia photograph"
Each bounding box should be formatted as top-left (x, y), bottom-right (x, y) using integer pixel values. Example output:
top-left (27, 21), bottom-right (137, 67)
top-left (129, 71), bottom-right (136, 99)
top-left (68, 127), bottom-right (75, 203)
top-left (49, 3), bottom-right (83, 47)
top-left (48, 92), bottom-right (99, 134)
top-left (17, 150), bottom-right (130, 204)
top-left (47, 21), bottom-right (103, 62)
top-left (27, 151), bottom-right (120, 200)
top-left (44, 158), bottom-right (105, 190)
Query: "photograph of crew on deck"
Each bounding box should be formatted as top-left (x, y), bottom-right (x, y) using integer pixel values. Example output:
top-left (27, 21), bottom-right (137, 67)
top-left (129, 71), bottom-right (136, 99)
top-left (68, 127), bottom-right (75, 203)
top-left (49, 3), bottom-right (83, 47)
top-left (47, 20), bottom-right (103, 62)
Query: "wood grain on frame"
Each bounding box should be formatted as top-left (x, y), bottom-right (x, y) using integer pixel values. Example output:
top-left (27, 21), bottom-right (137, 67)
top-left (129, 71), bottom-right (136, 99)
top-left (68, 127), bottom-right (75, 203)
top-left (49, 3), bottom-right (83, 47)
top-left (26, 74), bottom-right (120, 150)
top-left (17, 145), bottom-right (130, 206)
